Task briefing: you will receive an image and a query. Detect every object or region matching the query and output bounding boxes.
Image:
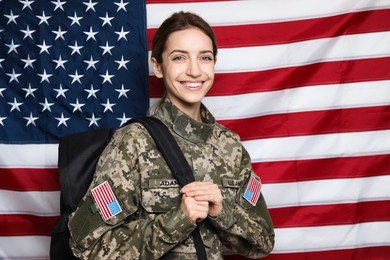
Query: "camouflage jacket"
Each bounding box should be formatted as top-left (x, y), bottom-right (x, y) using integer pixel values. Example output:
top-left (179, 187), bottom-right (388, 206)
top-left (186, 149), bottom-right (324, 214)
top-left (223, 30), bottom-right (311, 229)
top-left (68, 100), bottom-right (275, 259)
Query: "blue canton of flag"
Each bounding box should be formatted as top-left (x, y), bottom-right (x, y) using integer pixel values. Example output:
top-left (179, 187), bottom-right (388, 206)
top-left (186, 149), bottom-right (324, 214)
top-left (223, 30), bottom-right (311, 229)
top-left (0, 0), bottom-right (149, 143)
top-left (108, 200), bottom-right (121, 215)
top-left (243, 175), bottom-right (262, 206)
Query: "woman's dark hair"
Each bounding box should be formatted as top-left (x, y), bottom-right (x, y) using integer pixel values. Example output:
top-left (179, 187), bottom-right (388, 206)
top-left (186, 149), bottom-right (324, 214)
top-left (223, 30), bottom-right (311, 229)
top-left (151, 11), bottom-right (218, 64)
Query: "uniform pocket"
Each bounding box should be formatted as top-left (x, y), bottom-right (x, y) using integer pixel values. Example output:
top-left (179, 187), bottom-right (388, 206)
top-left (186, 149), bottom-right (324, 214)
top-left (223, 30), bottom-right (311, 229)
top-left (221, 177), bottom-right (240, 204)
top-left (68, 180), bottom-right (135, 251)
top-left (141, 178), bottom-right (181, 213)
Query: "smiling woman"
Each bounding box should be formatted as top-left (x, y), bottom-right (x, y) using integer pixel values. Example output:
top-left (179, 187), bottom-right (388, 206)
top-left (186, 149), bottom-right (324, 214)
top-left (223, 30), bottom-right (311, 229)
top-left (68, 11), bottom-right (275, 260)
top-left (149, 12), bottom-right (219, 117)
top-left (151, 27), bottom-right (215, 120)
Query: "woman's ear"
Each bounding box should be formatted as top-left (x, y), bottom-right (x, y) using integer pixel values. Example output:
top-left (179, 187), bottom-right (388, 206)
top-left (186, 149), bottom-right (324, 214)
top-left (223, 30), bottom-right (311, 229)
top-left (151, 57), bottom-right (163, 78)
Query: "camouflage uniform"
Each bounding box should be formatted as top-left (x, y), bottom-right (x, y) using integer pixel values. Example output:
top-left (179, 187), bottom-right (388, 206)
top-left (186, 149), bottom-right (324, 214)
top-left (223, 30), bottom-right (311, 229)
top-left (68, 99), bottom-right (275, 259)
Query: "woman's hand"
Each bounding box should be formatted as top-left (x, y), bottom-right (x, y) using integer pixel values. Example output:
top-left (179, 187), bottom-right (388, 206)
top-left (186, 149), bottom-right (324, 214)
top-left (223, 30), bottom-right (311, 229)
top-left (181, 181), bottom-right (223, 218)
top-left (181, 193), bottom-right (209, 222)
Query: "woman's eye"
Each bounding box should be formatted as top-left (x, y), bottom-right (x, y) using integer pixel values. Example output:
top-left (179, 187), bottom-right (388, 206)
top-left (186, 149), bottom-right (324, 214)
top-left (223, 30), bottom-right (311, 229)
top-left (172, 56), bottom-right (185, 61)
top-left (201, 56), bottom-right (213, 61)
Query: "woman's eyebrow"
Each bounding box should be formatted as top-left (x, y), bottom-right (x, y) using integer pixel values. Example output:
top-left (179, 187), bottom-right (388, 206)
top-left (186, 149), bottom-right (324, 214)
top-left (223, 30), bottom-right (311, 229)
top-left (169, 49), bottom-right (187, 55)
top-left (169, 49), bottom-right (213, 55)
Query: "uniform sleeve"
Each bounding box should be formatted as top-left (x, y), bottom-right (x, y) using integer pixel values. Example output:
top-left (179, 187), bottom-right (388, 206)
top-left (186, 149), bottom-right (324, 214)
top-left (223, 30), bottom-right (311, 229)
top-left (207, 145), bottom-right (275, 258)
top-left (68, 125), bottom-right (196, 259)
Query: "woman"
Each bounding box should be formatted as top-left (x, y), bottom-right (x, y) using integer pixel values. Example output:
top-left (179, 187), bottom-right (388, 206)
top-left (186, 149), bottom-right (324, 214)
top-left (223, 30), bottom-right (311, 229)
top-left (69, 11), bottom-right (275, 259)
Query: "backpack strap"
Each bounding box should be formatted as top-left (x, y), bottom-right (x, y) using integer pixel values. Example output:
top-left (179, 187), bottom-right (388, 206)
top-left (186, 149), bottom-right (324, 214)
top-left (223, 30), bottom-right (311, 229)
top-left (131, 117), bottom-right (194, 185)
top-left (132, 117), bottom-right (208, 260)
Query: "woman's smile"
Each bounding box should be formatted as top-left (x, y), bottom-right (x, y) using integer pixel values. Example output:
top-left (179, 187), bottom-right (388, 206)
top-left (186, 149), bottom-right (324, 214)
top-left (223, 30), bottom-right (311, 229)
top-left (181, 81), bottom-right (203, 90)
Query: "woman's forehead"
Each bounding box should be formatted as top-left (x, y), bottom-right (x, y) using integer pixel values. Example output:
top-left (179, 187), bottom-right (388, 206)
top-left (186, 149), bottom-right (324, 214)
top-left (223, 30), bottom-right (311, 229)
top-left (164, 28), bottom-right (213, 53)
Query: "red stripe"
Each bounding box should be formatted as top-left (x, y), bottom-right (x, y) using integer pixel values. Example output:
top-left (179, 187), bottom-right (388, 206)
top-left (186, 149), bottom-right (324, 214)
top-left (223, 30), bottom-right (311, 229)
top-left (224, 246), bottom-right (390, 260)
top-left (150, 57), bottom-right (390, 97)
top-left (254, 154), bottom-right (390, 184)
top-left (1, 200), bottom-right (388, 237)
top-left (210, 57), bottom-right (390, 95)
top-left (0, 168), bottom-right (59, 191)
top-left (147, 9), bottom-right (390, 49)
top-left (0, 214), bottom-right (59, 236)
top-left (3, 111), bottom-right (386, 191)
top-left (269, 200), bottom-right (390, 228)
top-left (213, 9), bottom-right (390, 48)
top-left (219, 106), bottom-right (390, 141)
top-left (2, 201), bottom-right (387, 237)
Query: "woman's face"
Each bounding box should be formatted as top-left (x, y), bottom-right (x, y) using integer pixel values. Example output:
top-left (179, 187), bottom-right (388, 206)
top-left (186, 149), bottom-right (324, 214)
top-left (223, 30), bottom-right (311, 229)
top-left (152, 27), bottom-right (215, 115)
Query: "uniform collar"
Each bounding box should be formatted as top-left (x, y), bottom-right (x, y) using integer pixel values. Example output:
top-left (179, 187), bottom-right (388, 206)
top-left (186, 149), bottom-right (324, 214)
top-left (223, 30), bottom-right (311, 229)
top-left (155, 99), bottom-right (215, 144)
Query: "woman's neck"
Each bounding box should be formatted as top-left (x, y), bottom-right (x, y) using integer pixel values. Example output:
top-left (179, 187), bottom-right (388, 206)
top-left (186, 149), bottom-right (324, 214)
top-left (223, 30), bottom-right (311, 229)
top-left (175, 102), bottom-right (202, 122)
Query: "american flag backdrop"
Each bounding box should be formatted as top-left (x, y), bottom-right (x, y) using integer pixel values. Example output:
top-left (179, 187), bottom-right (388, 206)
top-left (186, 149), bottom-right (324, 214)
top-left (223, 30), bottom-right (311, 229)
top-left (0, 0), bottom-right (149, 258)
top-left (1, 0), bottom-right (390, 259)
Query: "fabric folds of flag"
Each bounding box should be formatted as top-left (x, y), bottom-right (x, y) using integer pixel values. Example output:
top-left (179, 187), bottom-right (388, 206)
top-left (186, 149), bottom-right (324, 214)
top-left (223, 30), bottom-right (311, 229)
top-left (0, 0), bottom-right (148, 258)
top-left (1, 0), bottom-right (390, 259)
top-left (147, 1), bottom-right (390, 259)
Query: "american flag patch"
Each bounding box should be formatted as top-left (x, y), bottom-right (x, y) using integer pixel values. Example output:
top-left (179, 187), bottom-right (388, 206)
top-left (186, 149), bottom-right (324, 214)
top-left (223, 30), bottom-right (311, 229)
top-left (91, 181), bottom-right (122, 220)
top-left (243, 176), bottom-right (262, 206)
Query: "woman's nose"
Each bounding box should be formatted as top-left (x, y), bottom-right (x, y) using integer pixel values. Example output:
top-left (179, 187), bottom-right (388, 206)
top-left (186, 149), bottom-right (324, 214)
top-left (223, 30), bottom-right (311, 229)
top-left (187, 59), bottom-right (201, 77)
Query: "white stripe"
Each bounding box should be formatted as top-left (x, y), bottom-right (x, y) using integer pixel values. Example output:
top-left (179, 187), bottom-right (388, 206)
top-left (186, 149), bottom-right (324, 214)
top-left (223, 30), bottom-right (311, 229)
top-left (0, 143), bottom-right (58, 168)
top-left (263, 175), bottom-right (390, 209)
top-left (151, 80), bottom-right (390, 120)
top-left (215, 32), bottom-right (390, 73)
top-left (273, 221), bottom-right (390, 253)
top-left (148, 31), bottom-right (390, 74)
top-left (244, 130), bottom-right (390, 163)
top-left (146, 0), bottom-right (390, 27)
top-left (14, 85), bottom-right (390, 167)
top-left (16, 80), bottom-right (390, 167)
top-left (2, 175), bottom-right (388, 218)
top-left (0, 190), bottom-right (60, 216)
top-left (13, 122), bottom-right (390, 167)
top-left (2, 223), bottom-right (389, 257)
top-left (0, 236), bottom-right (50, 259)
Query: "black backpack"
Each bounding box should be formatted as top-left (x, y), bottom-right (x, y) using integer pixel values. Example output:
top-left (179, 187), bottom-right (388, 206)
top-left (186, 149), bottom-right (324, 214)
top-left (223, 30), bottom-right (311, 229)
top-left (50, 117), bottom-right (207, 260)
